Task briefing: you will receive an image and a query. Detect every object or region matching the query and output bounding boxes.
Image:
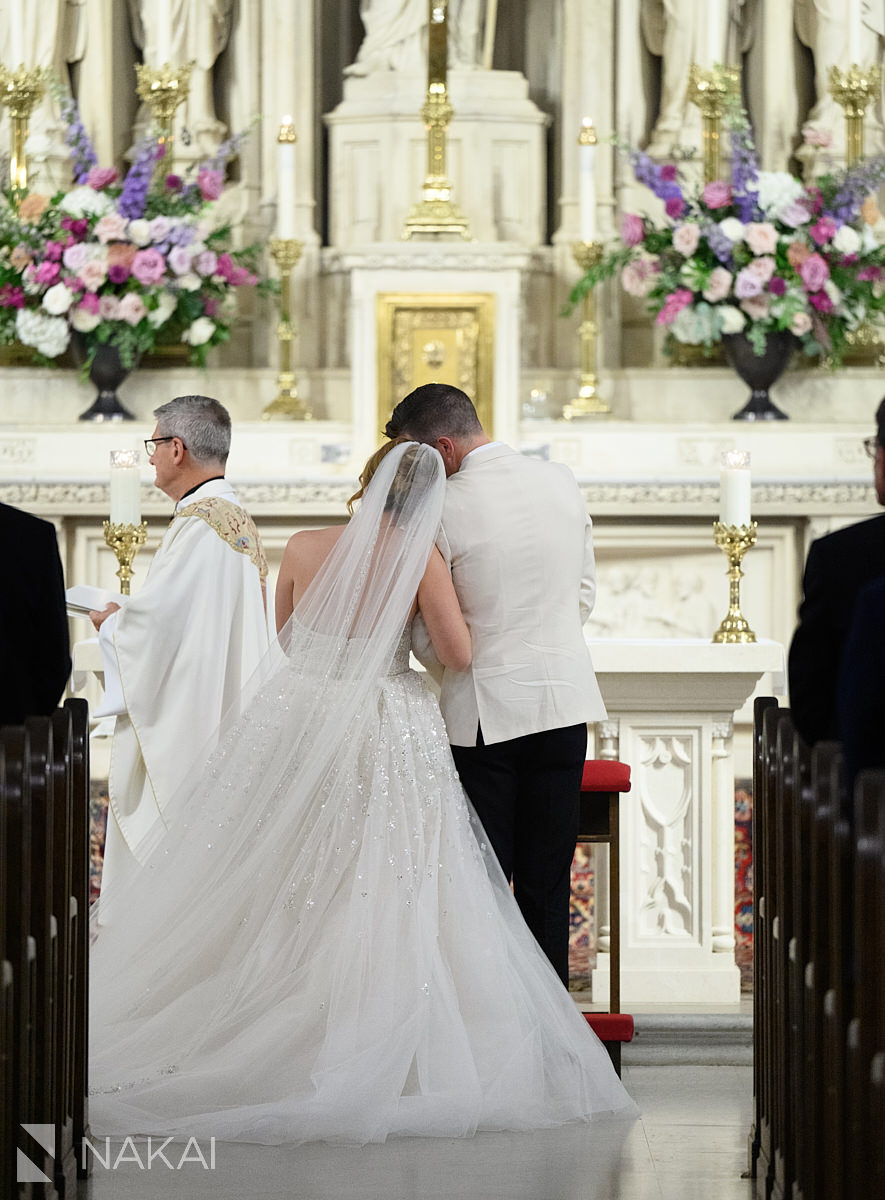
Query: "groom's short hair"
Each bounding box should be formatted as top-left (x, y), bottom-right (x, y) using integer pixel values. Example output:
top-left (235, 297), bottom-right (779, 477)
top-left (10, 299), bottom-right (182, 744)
top-left (385, 383), bottom-right (483, 443)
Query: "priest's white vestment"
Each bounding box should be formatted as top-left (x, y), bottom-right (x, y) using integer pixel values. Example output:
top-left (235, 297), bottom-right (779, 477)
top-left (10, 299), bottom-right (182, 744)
top-left (97, 478), bottom-right (269, 908)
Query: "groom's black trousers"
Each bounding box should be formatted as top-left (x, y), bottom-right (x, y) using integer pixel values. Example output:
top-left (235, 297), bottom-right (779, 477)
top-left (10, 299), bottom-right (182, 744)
top-left (451, 722), bottom-right (586, 987)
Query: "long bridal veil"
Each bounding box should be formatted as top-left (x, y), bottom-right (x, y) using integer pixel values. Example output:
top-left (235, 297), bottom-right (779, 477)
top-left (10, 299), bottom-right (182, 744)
top-left (89, 440), bottom-right (634, 1143)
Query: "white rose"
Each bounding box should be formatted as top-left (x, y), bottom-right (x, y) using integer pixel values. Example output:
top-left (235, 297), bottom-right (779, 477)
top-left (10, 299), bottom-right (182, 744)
top-left (127, 218), bottom-right (153, 247)
top-left (15, 308), bottom-right (70, 357)
top-left (718, 217), bottom-right (746, 244)
top-left (755, 171), bottom-right (805, 219)
top-left (42, 282), bottom-right (75, 315)
top-left (182, 316), bottom-right (215, 346)
top-left (861, 225), bottom-right (878, 253)
top-left (832, 225), bottom-right (861, 255)
top-left (70, 305), bottom-right (101, 333)
top-left (179, 273), bottom-right (202, 292)
top-left (148, 290), bottom-right (177, 328)
top-left (718, 304), bottom-right (747, 334)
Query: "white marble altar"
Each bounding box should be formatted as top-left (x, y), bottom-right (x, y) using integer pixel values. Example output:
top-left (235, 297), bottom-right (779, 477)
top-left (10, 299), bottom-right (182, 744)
top-left (587, 638), bottom-right (785, 1005)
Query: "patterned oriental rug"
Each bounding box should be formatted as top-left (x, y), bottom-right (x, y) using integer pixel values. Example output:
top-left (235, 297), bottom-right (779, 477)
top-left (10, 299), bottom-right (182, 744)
top-left (89, 779), bottom-right (756, 993)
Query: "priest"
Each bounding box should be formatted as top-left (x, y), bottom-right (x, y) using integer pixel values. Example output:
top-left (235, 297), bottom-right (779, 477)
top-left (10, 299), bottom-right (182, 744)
top-left (90, 395), bottom-right (269, 913)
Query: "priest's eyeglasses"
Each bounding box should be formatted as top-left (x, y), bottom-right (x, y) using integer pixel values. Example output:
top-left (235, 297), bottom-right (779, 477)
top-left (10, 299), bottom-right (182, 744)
top-left (863, 436), bottom-right (881, 458)
top-left (144, 436), bottom-right (184, 455)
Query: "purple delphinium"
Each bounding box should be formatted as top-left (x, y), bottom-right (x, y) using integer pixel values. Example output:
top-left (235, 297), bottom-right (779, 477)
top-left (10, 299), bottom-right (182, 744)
top-left (729, 123), bottom-right (761, 224)
top-left (826, 158), bottom-right (885, 223)
top-left (59, 95), bottom-right (98, 184)
top-left (118, 137), bottom-right (165, 219)
top-left (702, 220), bottom-right (734, 267)
top-left (628, 149), bottom-right (685, 208)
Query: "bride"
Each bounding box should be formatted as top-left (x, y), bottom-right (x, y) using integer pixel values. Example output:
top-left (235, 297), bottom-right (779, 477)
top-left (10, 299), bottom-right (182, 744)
top-left (89, 440), bottom-right (635, 1145)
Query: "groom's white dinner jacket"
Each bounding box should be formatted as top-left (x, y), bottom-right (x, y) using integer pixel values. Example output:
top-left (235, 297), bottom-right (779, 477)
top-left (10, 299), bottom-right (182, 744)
top-left (418, 442), bottom-right (606, 747)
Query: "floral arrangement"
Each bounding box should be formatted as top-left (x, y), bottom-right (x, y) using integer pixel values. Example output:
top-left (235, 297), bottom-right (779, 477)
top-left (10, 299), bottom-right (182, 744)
top-left (0, 95), bottom-right (271, 369)
top-left (573, 106), bottom-right (885, 366)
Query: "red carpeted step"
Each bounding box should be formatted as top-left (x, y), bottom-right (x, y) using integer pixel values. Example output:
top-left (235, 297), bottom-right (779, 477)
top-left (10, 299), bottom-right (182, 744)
top-left (583, 1012), bottom-right (634, 1042)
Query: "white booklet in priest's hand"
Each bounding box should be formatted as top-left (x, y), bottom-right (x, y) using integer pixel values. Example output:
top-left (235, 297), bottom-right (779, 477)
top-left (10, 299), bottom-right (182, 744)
top-left (65, 584), bottom-right (128, 618)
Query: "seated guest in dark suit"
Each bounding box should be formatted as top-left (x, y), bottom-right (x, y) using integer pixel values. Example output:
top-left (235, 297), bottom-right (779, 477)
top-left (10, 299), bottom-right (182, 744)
top-left (837, 574), bottom-right (885, 786)
top-left (0, 502), bottom-right (71, 726)
top-left (788, 398), bottom-right (885, 745)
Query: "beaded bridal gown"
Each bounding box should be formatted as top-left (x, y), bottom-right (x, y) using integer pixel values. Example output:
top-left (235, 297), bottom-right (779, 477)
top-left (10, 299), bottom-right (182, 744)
top-left (89, 444), bottom-right (635, 1145)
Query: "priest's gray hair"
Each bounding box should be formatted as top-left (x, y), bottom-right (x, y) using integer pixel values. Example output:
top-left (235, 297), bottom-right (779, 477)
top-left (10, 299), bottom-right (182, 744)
top-left (154, 395), bottom-right (231, 465)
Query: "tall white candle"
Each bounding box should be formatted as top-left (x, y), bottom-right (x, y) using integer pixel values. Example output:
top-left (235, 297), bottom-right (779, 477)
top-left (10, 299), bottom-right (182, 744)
top-left (277, 116), bottom-right (296, 239)
top-left (110, 450), bottom-right (141, 526)
top-left (705, 5), bottom-right (724, 67)
top-left (10, 1), bottom-right (23, 64)
top-left (155, 0), bottom-right (171, 63)
top-left (719, 450), bottom-right (751, 527)
top-left (847, 0), bottom-right (862, 64)
top-left (578, 118), bottom-right (597, 242)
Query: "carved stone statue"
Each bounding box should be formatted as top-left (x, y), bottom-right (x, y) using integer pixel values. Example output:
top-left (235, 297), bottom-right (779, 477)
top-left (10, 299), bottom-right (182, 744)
top-left (641, 0), bottom-right (756, 158)
top-left (795, 0), bottom-right (884, 150)
top-left (127, 0), bottom-right (234, 158)
top-left (346, 0), bottom-right (488, 75)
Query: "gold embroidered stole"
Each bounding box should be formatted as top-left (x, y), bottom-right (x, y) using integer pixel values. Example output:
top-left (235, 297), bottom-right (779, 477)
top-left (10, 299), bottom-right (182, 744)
top-left (174, 497), bottom-right (268, 581)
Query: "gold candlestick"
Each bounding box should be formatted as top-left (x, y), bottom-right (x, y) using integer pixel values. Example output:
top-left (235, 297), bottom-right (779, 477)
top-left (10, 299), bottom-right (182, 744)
top-left (0, 65), bottom-right (47, 189)
top-left (402, 0), bottom-right (470, 239)
top-left (262, 237), bottom-right (311, 420)
top-left (134, 61), bottom-right (193, 163)
top-left (687, 64), bottom-right (740, 183)
top-left (563, 241), bottom-right (609, 419)
top-left (711, 521), bottom-right (757, 643)
top-left (829, 64), bottom-right (882, 166)
top-left (103, 521), bottom-right (148, 596)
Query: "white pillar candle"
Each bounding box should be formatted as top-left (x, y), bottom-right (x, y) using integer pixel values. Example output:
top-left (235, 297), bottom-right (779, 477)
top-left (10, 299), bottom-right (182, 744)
top-left (847, 0), bottom-right (862, 64)
top-left (277, 116), bottom-right (296, 239)
top-left (719, 450), bottom-right (751, 527)
top-left (578, 117), bottom-right (597, 242)
top-left (109, 450), bottom-right (141, 526)
top-left (10, 1), bottom-right (23, 64)
top-left (155, 0), bottom-right (171, 63)
top-left (705, 4), bottom-right (724, 67)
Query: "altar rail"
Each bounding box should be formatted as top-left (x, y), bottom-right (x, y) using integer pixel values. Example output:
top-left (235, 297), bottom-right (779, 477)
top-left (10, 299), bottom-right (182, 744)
top-left (749, 699), bottom-right (885, 1200)
top-left (1, 699), bottom-right (90, 1200)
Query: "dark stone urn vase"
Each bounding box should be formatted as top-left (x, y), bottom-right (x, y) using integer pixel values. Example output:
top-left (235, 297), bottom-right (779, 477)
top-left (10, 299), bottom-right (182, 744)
top-left (721, 330), bottom-right (797, 421)
top-left (73, 337), bottom-right (138, 422)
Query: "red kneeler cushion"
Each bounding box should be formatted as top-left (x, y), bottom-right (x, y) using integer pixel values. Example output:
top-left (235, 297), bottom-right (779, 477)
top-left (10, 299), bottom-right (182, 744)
top-left (584, 1012), bottom-right (634, 1042)
top-left (581, 759), bottom-right (631, 794)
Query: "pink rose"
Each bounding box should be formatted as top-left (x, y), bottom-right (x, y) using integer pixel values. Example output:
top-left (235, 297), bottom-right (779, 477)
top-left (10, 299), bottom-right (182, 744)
top-left (33, 261), bottom-right (60, 285)
top-left (621, 213), bottom-right (645, 247)
top-left (802, 126), bottom-right (832, 149)
top-left (98, 295), bottom-right (120, 320)
top-left (858, 265), bottom-right (883, 282)
top-left (740, 294), bottom-right (771, 320)
top-left (79, 291), bottom-right (101, 314)
top-left (168, 245), bottom-right (193, 276)
top-left (790, 311), bottom-right (813, 335)
top-left (810, 216), bottom-right (837, 245)
top-left (118, 293), bottom-right (147, 325)
top-left (702, 266), bottom-right (732, 303)
top-left (735, 267), bottom-right (763, 299)
top-left (665, 196), bottom-right (686, 220)
top-left (747, 256), bottom-right (776, 283)
top-left (108, 264), bottom-right (131, 284)
top-left (197, 168), bottom-right (224, 202)
top-left (745, 222), bottom-right (779, 255)
top-left (809, 290), bottom-right (833, 313)
top-left (799, 252), bottom-right (830, 292)
top-left (672, 223), bottom-right (701, 256)
top-left (131, 248), bottom-right (167, 286)
top-left (656, 288), bottom-right (693, 326)
top-left (86, 166), bottom-right (118, 190)
top-left (621, 259), bottom-right (655, 297)
top-left (703, 180), bottom-right (732, 210)
top-left (94, 213), bottom-right (129, 243)
top-left (79, 259), bottom-right (108, 290)
top-left (62, 242), bottom-right (89, 272)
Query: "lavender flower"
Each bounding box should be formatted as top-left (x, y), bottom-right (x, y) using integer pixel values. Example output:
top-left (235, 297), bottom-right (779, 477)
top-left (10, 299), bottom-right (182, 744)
top-left (826, 158), bottom-right (885, 224)
top-left (729, 125), bottom-right (761, 224)
top-left (59, 95), bottom-right (97, 184)
top-left (118, 137), bottom-right (164, 219)
top-left (702, 219), bottom-right (734, 266)
top-left (628, 149), bottom-right (684, 206)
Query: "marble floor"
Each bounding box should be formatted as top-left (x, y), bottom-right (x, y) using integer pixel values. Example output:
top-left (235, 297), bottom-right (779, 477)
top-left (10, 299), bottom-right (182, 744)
top-left (81, 1064), bottom-right (755, 1200)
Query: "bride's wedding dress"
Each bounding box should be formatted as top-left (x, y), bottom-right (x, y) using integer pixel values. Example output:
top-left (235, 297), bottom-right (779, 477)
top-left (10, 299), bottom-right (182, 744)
top-left (89, 443), bottom-right (635, 1145)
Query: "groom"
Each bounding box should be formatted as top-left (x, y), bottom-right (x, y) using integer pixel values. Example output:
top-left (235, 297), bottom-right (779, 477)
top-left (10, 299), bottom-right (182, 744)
top-left (386, 383), bottom-right (606, 985)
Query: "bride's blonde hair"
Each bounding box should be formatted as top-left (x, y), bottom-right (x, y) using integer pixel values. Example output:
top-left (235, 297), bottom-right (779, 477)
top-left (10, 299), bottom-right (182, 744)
top-left (347, 437), bottom-right (411, 514)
